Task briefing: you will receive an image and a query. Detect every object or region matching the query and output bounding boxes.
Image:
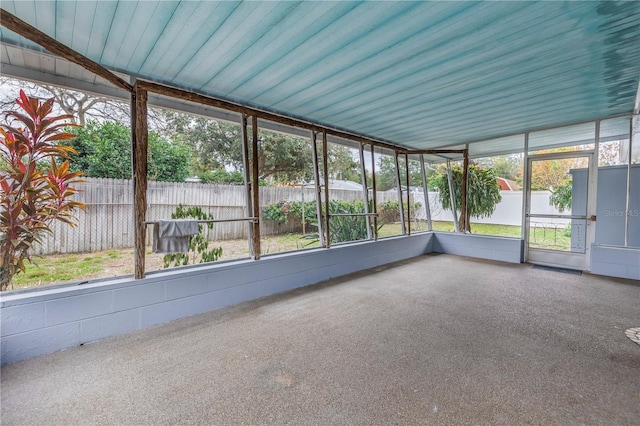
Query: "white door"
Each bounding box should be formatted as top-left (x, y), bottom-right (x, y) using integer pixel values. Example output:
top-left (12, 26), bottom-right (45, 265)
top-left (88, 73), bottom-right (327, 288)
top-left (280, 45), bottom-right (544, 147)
top-left (525, 152), bottom-right (595, 270)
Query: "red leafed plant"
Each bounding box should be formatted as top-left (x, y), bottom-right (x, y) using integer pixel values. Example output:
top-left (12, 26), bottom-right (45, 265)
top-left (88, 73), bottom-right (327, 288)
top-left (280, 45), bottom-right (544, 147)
top-left (0, 90), bottom-right (85, 290)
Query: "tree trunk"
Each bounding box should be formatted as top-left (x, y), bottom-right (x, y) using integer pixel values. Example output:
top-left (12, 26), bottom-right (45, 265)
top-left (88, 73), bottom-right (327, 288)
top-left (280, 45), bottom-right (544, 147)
top-left (0, 249), bottom-right (15, 291)
top-left (457, 210), bottom-right (472, 233)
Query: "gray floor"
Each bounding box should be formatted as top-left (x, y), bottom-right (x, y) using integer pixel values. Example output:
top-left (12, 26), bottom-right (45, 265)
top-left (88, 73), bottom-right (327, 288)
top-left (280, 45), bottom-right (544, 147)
top-left (1, 254), bottom-right (639, 425)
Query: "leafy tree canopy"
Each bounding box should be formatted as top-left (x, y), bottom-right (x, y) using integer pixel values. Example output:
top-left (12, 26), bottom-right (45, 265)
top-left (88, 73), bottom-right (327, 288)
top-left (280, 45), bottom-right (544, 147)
top-left (475, 154), bottom-right (521, 182)
top-left (162, 111), bottom-right (362, 185)
top-left (374, 156), bottom-right (427, 191)
top-left (549, 180), bottom-right (572, 213)
top-left (66, 120), bottom-right (191, 182)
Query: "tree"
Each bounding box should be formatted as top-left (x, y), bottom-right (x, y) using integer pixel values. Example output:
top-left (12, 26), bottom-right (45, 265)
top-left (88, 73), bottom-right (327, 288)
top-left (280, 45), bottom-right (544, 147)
top-left (432, 164), bottom-right (502, 232)
top-left (326, 145), bottom-right (360, 182)
top-left (163, 113), bottom-right (237, 176)
top-left (549, 180), bottom-right (572, 213)
top-left (0, 77), bottom-right (165, 128)
top-left (163, 111), bottom-right (363, 184)
top-left (525, 148), bottom-right (588, 191)
top-left (475, 154), bottom-right (521, 181)
top-left (1, 90), bottom-right (85, 290)
top-left (66, 120), bottom-right (191, 182)
top-left (257, 131), bottom-right (314, 183)
top-left (375, 156), bottom-right (423, 191)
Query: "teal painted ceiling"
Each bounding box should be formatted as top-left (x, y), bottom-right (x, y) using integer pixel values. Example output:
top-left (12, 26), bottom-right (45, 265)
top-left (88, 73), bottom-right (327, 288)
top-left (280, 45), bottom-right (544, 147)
top-left (1, 1), bottom-right (639, 151)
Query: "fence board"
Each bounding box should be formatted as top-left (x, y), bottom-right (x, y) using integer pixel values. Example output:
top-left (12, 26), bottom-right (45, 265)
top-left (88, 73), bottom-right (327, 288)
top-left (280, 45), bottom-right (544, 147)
top-left (32, 177), bottom-right (419, 255)
top-left (31, 179), bottom-right (356, 254)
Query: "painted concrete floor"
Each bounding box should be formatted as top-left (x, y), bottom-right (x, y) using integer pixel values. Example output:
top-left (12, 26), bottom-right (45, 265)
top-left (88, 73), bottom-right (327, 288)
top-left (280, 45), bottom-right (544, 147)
top-left (1, 254), bottom-right (639, 425)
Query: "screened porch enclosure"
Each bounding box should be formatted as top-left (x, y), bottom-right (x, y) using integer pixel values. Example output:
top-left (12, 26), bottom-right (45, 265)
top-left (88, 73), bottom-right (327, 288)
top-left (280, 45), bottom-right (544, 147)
top-left (1, 0), bottom-right (639, 375)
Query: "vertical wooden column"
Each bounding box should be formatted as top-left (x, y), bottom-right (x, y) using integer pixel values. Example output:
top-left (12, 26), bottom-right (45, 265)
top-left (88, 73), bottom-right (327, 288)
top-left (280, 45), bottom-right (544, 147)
top-left (359, 143), bottom-right (372, 239)
top-left (370, 144), bottom-right (378, 240)
top-left (310, 131), bottom-right (324, 246)
top-left (251, 116), bottom-right (261, 259)
top-left (240, 114), bottom-right (254, 256)
top-left (322, 132), bottom-right (331, 248)
top-left (394, 151), bottom-right (406, 235)
top-left (461, 148), bottom-right (469, 233)
top-left (133, 84), bottom-right (148, 279)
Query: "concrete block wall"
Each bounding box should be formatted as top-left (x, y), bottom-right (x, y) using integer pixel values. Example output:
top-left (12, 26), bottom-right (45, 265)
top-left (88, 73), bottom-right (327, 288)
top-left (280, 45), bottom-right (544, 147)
top-left (431, 232), bottom-right (523, 263)
top-left (590, 245), bottom-right (640, 280)
top-left (1, 234), bottom-right (434, 365)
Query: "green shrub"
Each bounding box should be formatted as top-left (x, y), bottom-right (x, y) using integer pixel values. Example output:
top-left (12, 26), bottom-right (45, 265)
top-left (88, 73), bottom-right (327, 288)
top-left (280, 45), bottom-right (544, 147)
top-left (378, 199), bottom-right (421, 224)
top-left (163, 205), bottom-right (223, 268)
top-left (263, 200), bottom-right (318, 225)
top-left (262, 200), bottom-right (292, 224)
top-left (327, 200), bottom-right (369, 244)
top-left (263, 199), bottom-right (374, 244)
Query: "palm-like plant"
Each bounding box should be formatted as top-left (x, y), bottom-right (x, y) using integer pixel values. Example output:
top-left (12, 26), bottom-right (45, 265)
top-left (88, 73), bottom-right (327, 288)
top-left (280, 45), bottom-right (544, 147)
top-left (1, 90), bottom-right (85, 290)
top-left (434, 164), bottom-right (502, 232)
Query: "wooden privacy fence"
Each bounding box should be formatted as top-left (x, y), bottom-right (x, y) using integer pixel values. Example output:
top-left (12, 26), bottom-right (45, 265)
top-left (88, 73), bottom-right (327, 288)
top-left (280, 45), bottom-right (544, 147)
top-left (33, 178), bottom-right (384, 255)
top-left (34, 177), bottom-right (545, 256)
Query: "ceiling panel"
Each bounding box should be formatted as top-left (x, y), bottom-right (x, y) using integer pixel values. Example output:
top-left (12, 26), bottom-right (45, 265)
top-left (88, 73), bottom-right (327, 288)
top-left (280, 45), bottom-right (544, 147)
top-left (1, 0), bottom-right (639, 154)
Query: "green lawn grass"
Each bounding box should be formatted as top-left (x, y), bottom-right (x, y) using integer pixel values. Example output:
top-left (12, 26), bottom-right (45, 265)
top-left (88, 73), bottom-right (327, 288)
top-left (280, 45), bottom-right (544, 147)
top-left (378, 221), bottom-right (522, 238)
top-left (11, 255), bottom-right (106, 288)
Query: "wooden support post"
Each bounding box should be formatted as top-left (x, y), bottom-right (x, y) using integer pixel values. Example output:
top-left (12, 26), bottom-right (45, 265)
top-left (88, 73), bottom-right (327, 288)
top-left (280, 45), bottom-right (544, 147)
top-left (133, 85), bottom-right (148, 279)
top-left (240, 114), bottom-right (254, 256)
top-left (370, 144), bottom-right (378, 240)
top-left (359, 143), bottom-right (372, 240)
top-left (394, 151), bottom-right (406, 235)
top-left (322, 132), bottom-right (331, 248)
top-left (461, 148), bottom-right (470, 233)
top-left (251, 116), bottom-right (261, 259)
top-left (310, 131), bottom-right (324, 246)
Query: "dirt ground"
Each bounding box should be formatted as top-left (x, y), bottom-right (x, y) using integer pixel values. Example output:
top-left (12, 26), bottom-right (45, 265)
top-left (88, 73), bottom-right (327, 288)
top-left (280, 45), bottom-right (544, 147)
top-left (107, 235), bottom-right (307, 276)
top-left (14, 235), bottom-right (309, 290)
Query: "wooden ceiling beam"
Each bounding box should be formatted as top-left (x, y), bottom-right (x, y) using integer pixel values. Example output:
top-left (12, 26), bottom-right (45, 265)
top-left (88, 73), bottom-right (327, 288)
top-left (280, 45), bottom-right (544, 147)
top-left (135, 80), bottom-right (408, 153)
top-left (411, 149), bottom-right (466, 155)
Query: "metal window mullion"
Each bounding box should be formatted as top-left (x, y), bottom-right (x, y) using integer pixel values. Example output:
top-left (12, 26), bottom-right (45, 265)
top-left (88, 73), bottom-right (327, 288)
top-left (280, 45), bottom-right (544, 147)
top-left (446, 159), bottom-right (459, 233)
top-left (250, 116), bottom-right (261, 259)
top-left (370, 144), bottom-right (378, 241)
top-left (586, 120), bottom-right (600, 268)
top-left (405, 153), bottom-right (411, 235)
top-left (310, 131), bottom-right (324, 247)
top-left (394, 151), bottom-right (406, 235)
top-left (359, 143), bottom-right (372, 240)
top-left (521, 133), bottom-right (529, 241)
top-left (625, 116), bottom-right (634, 247)
top-left (461, 146), bottom-right (469, 233)
top-left (419, 154), bottom-right (433, 231)
top-left (322, 131), bottom-right (331, 248)
top-left (240, 114), bottom-right (254, 256)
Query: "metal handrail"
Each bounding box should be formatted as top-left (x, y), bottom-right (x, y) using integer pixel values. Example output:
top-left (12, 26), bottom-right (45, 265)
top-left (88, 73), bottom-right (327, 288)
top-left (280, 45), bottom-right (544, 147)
top-left (328, 213), bottom-right (379, 217)
top-left (526, 214), bottom-right (587, 220)
top-left (144, 217), bottom-right (257, 225)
